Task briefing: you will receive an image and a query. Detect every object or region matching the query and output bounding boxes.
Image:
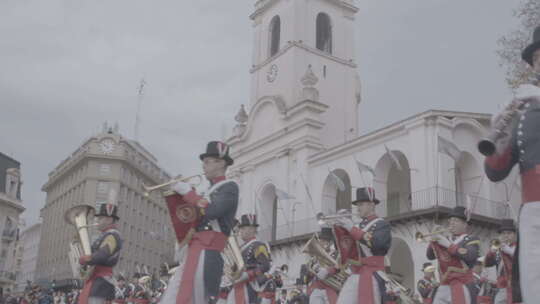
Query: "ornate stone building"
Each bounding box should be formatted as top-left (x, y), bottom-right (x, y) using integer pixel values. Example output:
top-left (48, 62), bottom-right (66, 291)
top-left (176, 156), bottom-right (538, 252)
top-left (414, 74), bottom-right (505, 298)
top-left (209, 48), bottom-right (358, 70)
top-left (0, 152), bottom-right (24, 294)
top-left (226, 0), bottom-right (518, 293)
top-left (15, 223), bottom-right (41, 292)
top-left (35, 124), bottom-right (176, 285)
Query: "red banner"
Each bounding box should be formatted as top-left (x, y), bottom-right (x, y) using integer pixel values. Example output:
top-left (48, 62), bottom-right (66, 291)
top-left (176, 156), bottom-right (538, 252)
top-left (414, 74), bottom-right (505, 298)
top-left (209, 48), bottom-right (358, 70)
top-left (164, 192), bottom-right (200, 246)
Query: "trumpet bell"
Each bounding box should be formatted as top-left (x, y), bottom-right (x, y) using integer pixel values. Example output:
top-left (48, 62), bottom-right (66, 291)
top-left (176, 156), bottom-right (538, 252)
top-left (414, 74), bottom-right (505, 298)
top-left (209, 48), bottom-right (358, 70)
top-left (478, 138), bottom-right (496, 156)
top-left (415, 231), bottom-right (425, 242)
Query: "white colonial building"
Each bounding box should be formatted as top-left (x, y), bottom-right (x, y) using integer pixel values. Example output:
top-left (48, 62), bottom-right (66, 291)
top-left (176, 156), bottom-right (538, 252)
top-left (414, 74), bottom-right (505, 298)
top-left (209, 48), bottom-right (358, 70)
top-left (226, 0), bottom-right (520, 293)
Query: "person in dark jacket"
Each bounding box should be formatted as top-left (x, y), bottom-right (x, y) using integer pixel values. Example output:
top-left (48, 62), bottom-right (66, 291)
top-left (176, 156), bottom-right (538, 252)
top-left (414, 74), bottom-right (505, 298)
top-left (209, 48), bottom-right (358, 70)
top-left (426, 207), bottom-right (480, 304)
top-left (483, 25), bottom-right (540, 304)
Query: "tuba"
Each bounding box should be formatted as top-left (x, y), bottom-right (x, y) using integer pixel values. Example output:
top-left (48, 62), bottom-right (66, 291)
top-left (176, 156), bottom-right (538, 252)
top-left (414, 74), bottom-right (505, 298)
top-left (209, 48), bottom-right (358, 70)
top-left (301, 235), bottom-right (349, 291)
top-left (222, 233), bottom-right (245, 282)
top-left (64, 204), bottom-right (96, 281)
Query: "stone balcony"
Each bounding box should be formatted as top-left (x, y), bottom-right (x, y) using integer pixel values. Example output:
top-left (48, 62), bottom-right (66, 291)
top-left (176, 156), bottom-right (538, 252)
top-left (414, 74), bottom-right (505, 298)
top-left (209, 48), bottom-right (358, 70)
top-left (0, 270), bottom-right (16, 285)
top-left (260, 186), bottom-right (509, 245)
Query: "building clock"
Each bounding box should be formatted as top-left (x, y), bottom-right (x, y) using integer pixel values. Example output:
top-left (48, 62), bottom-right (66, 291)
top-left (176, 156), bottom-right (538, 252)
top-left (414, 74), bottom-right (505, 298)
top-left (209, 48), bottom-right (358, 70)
top-left (99, 139), bottom-right (116, 154)
top-left (266, 64), bottom-right (278, 82)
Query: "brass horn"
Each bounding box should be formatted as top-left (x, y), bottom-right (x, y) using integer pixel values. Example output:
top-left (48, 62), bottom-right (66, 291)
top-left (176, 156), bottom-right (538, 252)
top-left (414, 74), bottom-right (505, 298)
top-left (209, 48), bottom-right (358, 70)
top-left (64, 204), bottom-right (96, 281)
top-left (490, 239), bottom-right (501, 251)
top-left (316, 211), bottom-right (358, 225)
top-left (415, 228), bottom-right (449, 243)
top-left (142, 174), bottom-right (203, 197)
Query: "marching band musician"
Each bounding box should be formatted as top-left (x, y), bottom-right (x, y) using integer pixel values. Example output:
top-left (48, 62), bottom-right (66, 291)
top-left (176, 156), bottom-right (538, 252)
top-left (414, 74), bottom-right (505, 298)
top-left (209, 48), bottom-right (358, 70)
top-left (417, 263), bottom-right (438, 304)
top-left (226, 214), bottom-right (272, 304)
top-left (114, 275), bottom-right (129, 303)
top-left (472, 260), bottom-right (497, 304)
top-left (333, 187), bottom-right (392, 304)
top-left (306, 227), bottom-right (339, 304)
top-left (483, 219), bottom-right (518, 304)
top-left (78, 201), bottom-right (123, 304)
top-left (426, 206), bottom-right (480, 304)
top-left (161, 141), bottom-right (239, 304)
top-left (259, 269), bottom-right (283, 304)
top-left (482, 25), bottom-right (540, 304)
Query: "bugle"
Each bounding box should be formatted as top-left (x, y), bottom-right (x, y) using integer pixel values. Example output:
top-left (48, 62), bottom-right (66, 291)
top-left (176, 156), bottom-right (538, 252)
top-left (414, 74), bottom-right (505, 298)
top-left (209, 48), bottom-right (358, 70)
top-left (415, 228), bottom-right (449, 243)
top-left (316, 211), bottom-right (358, 225)
top-left (142, 174), bottom-right (203, 196)
top-left (490, 239), bottom-right (501, 251)
top-left (478, 99), bottom-right (524, 156)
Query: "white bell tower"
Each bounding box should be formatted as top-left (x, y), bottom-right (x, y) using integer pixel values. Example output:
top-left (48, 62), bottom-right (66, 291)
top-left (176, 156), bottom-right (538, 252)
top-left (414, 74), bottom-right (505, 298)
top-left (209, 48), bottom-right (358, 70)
top-left (248, 0), bottom-right (361, 146)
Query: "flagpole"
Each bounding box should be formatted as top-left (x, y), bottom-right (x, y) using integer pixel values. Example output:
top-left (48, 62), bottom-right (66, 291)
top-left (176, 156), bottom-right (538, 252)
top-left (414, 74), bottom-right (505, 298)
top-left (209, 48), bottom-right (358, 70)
top-left (435, 132), bottom-right (440, 222)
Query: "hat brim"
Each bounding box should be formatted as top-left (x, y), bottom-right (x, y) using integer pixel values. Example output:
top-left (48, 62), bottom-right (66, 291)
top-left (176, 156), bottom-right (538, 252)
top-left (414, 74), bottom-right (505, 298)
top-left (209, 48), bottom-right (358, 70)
top-left (498, 227), bottom-right (516, 233)
top-left (199, 153), bottom-right (234, 166)
top-left (237, 223), bottom-right (259, 228)
top-left (95, 213), bottom-right (119, 220)
top-left (522, 40), bottom-right (540, 66)
top-left (352, 199), bottom-right (380, 205)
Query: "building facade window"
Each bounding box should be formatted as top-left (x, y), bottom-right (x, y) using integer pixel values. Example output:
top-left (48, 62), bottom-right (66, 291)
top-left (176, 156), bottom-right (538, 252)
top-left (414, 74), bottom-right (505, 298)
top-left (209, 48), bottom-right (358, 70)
top-left (316, 13), bottom-right (332, 54)
top-left (269, 15), bottom-right (281, 57)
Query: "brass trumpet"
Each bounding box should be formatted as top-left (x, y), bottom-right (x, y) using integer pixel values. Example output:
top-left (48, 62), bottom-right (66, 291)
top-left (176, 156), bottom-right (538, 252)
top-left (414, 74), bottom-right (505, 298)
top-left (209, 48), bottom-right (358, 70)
top-left (490, 239), bottom-right (501, 251)
top-left (316, 211), bottom-right (359, 225)
top-left (415, 228), bottom-right (449, 243)
top-left (142, 174), bottom-right (203, 197)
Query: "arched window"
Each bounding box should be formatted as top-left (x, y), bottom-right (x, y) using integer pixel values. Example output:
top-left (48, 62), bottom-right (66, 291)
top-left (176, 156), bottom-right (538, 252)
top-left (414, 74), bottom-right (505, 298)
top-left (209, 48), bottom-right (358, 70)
top-left (269, 16), bottom-right (281, 57)
top-left (316, 13), bottom-right (332, 54)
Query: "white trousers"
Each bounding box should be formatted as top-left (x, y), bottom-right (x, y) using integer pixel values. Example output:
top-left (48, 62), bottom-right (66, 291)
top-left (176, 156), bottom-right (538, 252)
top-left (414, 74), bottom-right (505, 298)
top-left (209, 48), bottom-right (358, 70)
top-left (432, 285), bottom-right (471, 304)
top-left (260, 298), bottom-right (273, 304)
top-left (493, 288), bottom-right (507, 304)
top-left (88, 297), bottom-right (106, 304)
top-left (160, 252), bottom-right (206, 304)
top-left (226, 284), bottom-right (250, 304)
top-left (519, 202), bottom-right (540, 304)
top-left (336, 274), bottom-right (381, 304)
top-left (310, 288), bottom-right (330, 304)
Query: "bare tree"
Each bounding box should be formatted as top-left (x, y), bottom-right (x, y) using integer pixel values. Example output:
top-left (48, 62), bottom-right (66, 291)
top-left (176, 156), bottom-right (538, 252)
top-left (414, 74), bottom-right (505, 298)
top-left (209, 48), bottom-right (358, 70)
top-left (497, 0), bottom-right (540, 88)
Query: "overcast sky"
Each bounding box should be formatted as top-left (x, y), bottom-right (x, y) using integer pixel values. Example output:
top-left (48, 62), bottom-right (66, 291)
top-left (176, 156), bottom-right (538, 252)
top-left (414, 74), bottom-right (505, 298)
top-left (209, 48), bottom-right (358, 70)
top-left (0, 0), bottom-right (522, 226)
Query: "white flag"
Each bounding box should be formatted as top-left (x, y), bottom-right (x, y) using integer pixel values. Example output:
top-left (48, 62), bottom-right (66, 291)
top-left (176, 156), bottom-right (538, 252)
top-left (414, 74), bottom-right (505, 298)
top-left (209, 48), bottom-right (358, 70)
top-left (275, 188), bottom-right (296, 200)
top-left (355, 159), bottom-right (376, 176)
top-left (384, 145), bottom-right (403, 171)
top-left (438, 136), bottom-right (461, 161)
top-left (328, 168), bottom-right (346, 191)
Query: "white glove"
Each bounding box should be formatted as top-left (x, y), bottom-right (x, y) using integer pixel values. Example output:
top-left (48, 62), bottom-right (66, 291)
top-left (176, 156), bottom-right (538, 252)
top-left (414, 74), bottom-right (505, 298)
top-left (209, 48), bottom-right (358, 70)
top-left (501, 244), bottom-right (515, 257)
top-left (436, 237), bottom-right (451, 248)
top-left (316, 268), bottom-right (329, 280)
top-left (515, 84), bottom-right (540, 100)
top-left (235, 271), bottom-right (250, 284)
top-left (172, 181), bottom-right (191, 195)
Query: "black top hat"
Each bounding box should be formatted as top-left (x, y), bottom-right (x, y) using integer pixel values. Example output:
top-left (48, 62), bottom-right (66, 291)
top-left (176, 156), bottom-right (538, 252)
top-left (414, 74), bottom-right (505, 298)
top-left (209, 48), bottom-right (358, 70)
top-left (295, 278), bottom-right (304, 286)
top-left (199, 141), bottom-right (234, 166)
top-left (449, 206), bottom-right (468, 222)
top-left (498, 218), bottom-right (516, 233)
top-left (522, 26), bottom-right (540, 66)
top-left (319, 227), bottom-right (334, 240)
top-left (95, 203), bottom-right (119, 220)
top-left (238, 214), bottom-right (258, 227)
top-left (352, 187), bottom-right (380, 205)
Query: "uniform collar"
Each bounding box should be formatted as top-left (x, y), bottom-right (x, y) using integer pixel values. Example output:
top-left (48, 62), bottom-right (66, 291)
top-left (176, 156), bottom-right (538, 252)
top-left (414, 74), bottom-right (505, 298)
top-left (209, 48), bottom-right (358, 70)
top-left (100, 223), bottom-right (117, 232)
top-left (363, 215), bottom-right (378, 222)
top-left (452, 232), bottom-right (466, 239)
top-left (210, 176), bottom-right (226, 185)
